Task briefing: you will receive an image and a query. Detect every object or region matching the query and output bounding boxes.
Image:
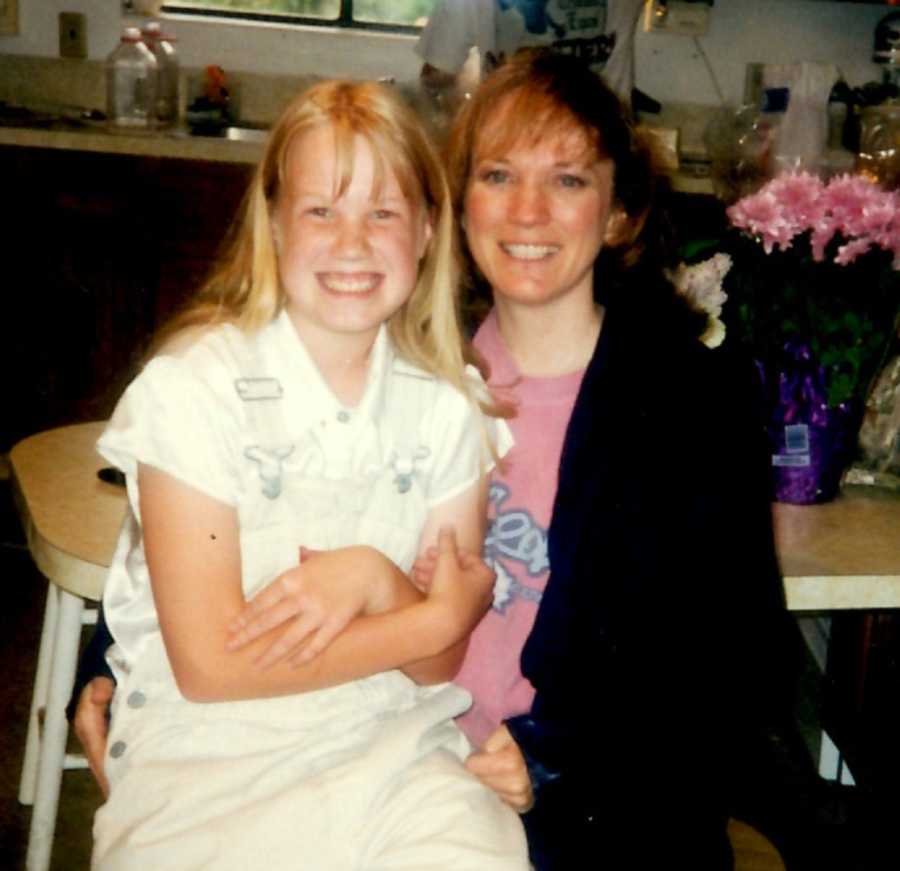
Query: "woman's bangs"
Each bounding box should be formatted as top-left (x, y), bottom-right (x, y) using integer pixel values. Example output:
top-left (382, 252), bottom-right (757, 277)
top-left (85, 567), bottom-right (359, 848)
top-left (476, 88), bottom-right (601, 165)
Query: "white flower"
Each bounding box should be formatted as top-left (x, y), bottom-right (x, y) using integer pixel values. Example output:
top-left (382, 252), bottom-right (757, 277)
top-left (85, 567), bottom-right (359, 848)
top-left (666, 253), bottom-right (732, 348)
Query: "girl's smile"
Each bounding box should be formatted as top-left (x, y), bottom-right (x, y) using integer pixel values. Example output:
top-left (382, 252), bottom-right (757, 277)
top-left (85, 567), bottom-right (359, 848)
top-left (316, 272), bottom-right (383, 294)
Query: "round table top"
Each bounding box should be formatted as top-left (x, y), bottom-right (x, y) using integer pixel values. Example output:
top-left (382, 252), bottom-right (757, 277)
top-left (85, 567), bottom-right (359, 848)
top-left (11, 421), bottom-right (126, 600)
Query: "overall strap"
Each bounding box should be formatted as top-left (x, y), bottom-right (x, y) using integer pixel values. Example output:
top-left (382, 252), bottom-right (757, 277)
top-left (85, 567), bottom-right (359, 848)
top-left (384, 360), bottom-right (436, 495)
top-left (233, 333), bottom-right (294, 499)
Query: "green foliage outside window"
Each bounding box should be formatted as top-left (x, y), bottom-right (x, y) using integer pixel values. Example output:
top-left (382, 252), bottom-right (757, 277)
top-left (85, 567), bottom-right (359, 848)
top-left (166, 0), bottom-right (433, 26)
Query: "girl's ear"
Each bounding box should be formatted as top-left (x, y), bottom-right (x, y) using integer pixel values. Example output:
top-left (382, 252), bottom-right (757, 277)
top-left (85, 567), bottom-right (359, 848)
top-left (418, 210), bottom-right (434, 261)
top-left (271, 218), bottom-right (282, 253)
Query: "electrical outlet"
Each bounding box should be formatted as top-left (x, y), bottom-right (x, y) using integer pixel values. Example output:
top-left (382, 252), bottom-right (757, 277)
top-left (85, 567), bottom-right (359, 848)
top-left (59, 12), bottom-right (87, 60)
top-left (643, 1), bottom-right (710, 38)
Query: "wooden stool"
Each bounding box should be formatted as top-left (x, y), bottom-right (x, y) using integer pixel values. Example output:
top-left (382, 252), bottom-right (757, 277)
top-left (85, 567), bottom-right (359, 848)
top-left (728, 819), bottom-right (786, 871)
top-left (13, 422), bottom-right (126, 871)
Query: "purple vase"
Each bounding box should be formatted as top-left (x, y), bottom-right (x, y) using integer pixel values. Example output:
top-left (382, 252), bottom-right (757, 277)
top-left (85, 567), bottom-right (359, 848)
top-left (760, 346), bottom-right (861, 505)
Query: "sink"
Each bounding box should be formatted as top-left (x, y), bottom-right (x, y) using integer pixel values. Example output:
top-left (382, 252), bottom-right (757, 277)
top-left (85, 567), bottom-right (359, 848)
top-left (222, 126), bottom-right (268, 144)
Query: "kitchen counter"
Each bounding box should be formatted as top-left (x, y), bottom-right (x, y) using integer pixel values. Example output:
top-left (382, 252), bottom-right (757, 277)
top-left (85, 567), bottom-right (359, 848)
top-left (0, 122), bottom-right (264, 165)
top-left (0, 119), bottom-right (714, 193)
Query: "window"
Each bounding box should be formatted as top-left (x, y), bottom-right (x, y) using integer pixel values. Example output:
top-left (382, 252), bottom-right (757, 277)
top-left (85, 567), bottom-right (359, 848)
top-left (162, 0), bottom-right (435, 31)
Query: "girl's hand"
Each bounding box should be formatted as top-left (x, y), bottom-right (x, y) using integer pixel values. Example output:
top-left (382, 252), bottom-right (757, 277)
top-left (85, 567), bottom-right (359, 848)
top-left (465, 724), bottom-right (534, 813)
top-left (226, 545), bottom-right (390, 670)
top-left (424, 526), bottom-right (494, 647)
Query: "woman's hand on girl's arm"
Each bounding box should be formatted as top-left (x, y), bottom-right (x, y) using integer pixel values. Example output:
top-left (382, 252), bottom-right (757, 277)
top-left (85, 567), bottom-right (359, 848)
top-left (397, 474), bottom-right (492, 683)
top-left (465, 725), bottom-right (534, 813)
top-left (73, 676), bottom-right (115, 798)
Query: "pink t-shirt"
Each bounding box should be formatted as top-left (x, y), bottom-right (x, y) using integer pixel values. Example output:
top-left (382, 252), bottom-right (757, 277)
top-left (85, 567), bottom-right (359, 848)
top-left (454, 310), bottom-right (584, 748)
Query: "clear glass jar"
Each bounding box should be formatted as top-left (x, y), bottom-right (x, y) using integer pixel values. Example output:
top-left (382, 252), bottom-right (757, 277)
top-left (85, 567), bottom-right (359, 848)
top-left (106, 26), bottom-right (158, 131)
top-left (142, 21), bottom-right (180, 127)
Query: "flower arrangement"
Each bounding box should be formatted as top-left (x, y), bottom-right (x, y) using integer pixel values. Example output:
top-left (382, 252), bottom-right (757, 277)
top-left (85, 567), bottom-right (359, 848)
top-left (713, 170), bottom-right (900, 502)
top-left (723, 171), bottom-right (900, 409)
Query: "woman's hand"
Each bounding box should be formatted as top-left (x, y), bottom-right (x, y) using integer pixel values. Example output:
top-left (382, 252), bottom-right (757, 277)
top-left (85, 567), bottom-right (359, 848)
top-left (73, 676), bottom-right (115, 798)
top-left (465, 724), bottom-right (534, 813)
top-left (421, 527), bottom-right (495, 648)
top-left (225, 545), bottom-right (396, 670)
top-left (410, 546), bottom-right (438, 593)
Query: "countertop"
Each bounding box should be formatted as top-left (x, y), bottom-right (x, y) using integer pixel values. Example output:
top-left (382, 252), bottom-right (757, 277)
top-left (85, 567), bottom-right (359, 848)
top-left (775, 486), bottom-right (900, 611)
top-left (0, 122), bottom-right (264, 164)
top-left (0, 117), bottom-right (714, 193)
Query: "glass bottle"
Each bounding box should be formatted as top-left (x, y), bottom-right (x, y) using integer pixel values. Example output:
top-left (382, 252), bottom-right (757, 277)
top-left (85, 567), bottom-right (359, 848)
top-left (142, 21), bottom-right (180, 127)
top-left (106, 26), bottom-right (158, 131)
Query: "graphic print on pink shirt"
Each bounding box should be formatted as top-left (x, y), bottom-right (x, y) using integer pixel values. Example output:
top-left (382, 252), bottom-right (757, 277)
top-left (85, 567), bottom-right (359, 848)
top-left (454, 311), bottom-right (584, 747)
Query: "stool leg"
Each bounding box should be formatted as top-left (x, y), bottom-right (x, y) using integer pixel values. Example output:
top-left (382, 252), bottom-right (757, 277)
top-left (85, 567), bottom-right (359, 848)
top-left (26, 589), bottom-right (84, 871)
top-left (19, 584), bottom-right (60, 806)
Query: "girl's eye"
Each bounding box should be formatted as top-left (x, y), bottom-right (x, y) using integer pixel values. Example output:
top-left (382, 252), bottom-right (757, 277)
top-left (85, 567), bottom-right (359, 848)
top-left (558, 174), bottom-right (587, 189)
top-left (480, 168), bottom-right (511, 185)
top-left (371, 209), bottom-right (397, 220)
top-left (308, 206), bottom-right (332, 218)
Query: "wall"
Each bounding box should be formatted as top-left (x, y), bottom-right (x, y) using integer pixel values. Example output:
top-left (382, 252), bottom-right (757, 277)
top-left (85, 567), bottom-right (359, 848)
top-left (0, 0), bottom-right (892, 106)
top-left (636, 0), bottom-right (889, 105)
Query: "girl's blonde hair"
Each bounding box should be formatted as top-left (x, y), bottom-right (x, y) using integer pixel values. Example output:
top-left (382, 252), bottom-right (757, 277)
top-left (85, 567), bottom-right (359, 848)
top-left (156, 79), bottom-right (477, 403)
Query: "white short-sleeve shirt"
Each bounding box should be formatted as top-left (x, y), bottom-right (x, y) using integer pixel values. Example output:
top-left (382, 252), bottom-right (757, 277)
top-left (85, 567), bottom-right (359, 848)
top-left (99, 311), bottom-right (507, 679)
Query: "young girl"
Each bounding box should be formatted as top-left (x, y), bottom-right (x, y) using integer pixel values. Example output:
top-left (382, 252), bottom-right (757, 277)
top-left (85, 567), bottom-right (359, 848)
top-left (90, 80), bottom-right (528, 870)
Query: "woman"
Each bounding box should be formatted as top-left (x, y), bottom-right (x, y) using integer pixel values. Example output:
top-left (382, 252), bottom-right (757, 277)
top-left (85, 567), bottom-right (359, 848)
top-left (436, 49), bottom-right (798, 868)
top-left (73, 51), bottom-right (799, 869)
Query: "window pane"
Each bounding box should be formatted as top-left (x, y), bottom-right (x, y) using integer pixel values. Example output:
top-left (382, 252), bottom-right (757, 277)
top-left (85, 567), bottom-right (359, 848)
top-left (173, 0), bottom-right (340, 19)
top-left (353, 0), bottom-right (432, 26)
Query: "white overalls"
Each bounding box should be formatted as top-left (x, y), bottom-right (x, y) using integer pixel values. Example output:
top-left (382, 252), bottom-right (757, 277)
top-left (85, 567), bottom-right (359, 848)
top-left (91, 312), bottom-right (526, 870)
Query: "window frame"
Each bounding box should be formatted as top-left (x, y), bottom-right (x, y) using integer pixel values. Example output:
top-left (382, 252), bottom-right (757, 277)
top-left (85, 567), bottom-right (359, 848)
top-left (160, 0), bottom-right (428, 34)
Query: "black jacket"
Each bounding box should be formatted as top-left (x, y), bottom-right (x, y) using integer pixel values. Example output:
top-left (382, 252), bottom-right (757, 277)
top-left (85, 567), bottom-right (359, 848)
top-left (506, 279), bottom-right (796, 869)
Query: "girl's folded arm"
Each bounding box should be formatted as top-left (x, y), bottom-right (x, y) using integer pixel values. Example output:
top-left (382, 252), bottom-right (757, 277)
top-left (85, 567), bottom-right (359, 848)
top-left (140, 463), bottom-right (476, 703)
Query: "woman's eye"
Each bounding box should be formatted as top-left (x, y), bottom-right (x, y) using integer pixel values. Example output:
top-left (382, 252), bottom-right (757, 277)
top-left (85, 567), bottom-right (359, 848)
top-left (371, 209), bottom-right (397, 220)
top-left (558, 174), bottom-right (587, 189)
top-left (308, 206), bottom-right (331, 218)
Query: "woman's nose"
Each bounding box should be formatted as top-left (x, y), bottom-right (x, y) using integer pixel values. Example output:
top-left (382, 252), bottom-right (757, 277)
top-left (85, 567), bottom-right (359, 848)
top-left (508, 181), bottom-right (549, 225)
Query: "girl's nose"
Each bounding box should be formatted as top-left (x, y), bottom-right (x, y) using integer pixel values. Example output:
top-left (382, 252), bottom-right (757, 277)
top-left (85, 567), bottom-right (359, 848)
top-left (508, 180), bottom-right (549, 226)
top-left (333, 217), bottom-right (371, 258)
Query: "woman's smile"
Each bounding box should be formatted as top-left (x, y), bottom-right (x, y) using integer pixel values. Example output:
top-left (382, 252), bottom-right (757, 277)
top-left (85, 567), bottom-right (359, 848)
top-left (499, 242), bottom-right (561, 261)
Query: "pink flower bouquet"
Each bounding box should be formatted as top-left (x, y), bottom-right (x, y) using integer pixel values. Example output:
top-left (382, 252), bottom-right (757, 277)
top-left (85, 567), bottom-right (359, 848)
top-left (724, 171), bottom-right (899, 409)
top-left (727, 171), bottom-right (900, 269)
top-left (721, 171), bottom-right (900, 502)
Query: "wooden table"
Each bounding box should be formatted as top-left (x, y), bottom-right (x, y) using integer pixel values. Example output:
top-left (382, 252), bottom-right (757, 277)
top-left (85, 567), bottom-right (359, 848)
top-left (774, 487), bottom-right (900, 612)
top-left (12, 421), bottom-right (126, 871)
top-left (773, 486), bottom-right (900, 784)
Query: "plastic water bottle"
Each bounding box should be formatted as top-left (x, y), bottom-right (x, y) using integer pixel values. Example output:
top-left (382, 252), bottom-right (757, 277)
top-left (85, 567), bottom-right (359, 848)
top-left (106, 26), bottom-right (158, 130)
top-left (142, 21), bottom-right (180, 127)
